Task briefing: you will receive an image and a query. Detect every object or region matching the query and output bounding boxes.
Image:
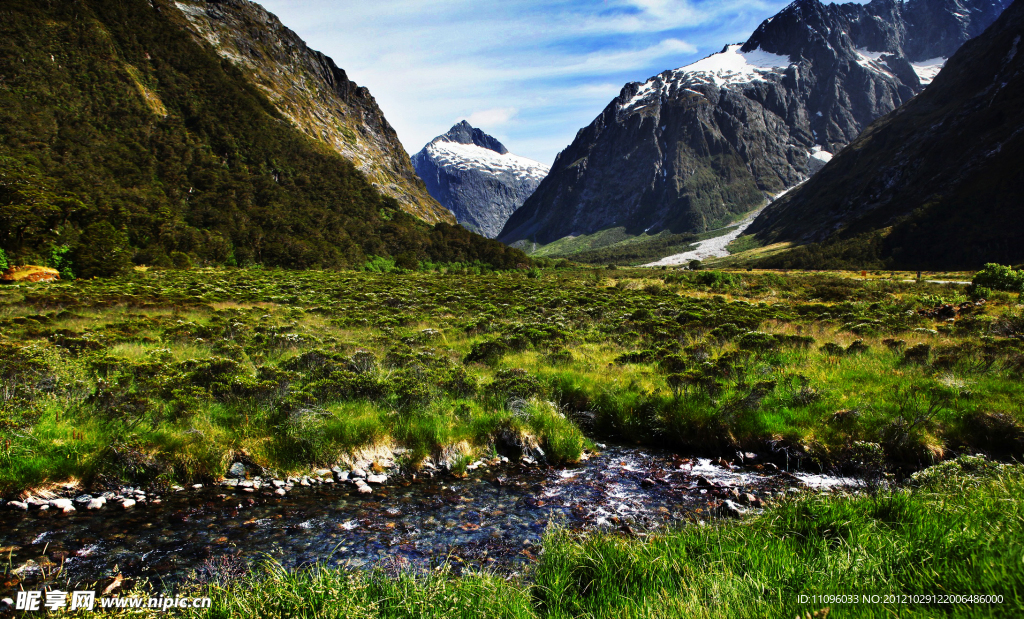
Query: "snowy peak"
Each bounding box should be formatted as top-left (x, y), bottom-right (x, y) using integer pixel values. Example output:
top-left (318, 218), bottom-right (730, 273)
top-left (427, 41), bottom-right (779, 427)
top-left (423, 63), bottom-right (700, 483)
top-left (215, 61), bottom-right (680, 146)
top-left (413, 124), bottom-right (549, 238)
top-left (435, 120), bottom-right (509, 154)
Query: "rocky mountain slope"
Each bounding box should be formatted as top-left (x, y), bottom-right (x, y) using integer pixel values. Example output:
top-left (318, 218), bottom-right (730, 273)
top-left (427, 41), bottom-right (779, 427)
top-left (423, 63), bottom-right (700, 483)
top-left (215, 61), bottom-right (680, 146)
top-left (499, 0), bottom-right (1009, 246)
top-left (173, 0), bottom-right (453, 224)
top-left (0, 0), bottom-right (523, 272)
top-left (747, 0), bottom-right (1024, 270)
top-left (412, 121), bottom-right (549, 238)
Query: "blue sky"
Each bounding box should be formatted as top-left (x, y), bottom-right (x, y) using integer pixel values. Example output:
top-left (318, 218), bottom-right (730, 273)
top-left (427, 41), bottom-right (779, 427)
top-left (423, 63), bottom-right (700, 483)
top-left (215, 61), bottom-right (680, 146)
top-left (255, 0), bottom-right (801, 165)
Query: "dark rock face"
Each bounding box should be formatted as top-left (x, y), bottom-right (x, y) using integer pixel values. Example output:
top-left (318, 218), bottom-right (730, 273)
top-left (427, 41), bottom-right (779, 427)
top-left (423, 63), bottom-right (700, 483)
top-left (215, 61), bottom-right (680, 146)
top-left (499, 0), bottom-right (1009, 245)
top-left (748, 0), bottom-right (1024, 270)
top-left (412, 122), bottom-right (549, 238)
top-left (174, 0), bottom-right (453, 224)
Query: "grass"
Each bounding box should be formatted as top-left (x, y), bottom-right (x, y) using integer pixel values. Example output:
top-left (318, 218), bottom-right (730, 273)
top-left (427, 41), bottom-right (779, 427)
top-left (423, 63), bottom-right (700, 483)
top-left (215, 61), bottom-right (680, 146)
top-left (1, 267), bottom-right (1022, 494)
top-left (51, 455), bottom-right (1023, 618)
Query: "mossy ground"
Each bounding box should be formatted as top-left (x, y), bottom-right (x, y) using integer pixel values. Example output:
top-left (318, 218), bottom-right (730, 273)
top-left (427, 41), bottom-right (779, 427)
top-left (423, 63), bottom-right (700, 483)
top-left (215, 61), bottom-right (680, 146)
top-left (2, 266), bottom-right (1022, 495)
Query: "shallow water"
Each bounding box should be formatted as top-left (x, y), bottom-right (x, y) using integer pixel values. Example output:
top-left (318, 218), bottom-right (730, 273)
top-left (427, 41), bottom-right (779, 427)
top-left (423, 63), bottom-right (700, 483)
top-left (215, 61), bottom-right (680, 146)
top-left (0, 447), bottom-right (851, 594)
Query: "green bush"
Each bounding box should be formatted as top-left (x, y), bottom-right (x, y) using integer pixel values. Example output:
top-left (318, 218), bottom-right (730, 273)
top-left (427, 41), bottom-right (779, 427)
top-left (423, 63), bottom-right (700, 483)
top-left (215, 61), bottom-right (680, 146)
top-left (0, 247), bottom-right (7, 271)
top-left (48, 244), bottom-right (74, 279)
top-left (170, 251), bottom-right (193, 270)
top-left (973, 263), bottom-right (1024, 292)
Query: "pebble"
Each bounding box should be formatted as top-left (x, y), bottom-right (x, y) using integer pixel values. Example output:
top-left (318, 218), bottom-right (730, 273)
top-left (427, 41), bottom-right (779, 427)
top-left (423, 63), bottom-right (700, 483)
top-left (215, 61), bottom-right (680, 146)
top-left (192, 484), bottom-right (203, 490)
top-left (720, 500), bottom-right (747, 518)
top-left (50, 498), bottom-right (74, 511)
top-left (740, 493), bottom-right (762, 508)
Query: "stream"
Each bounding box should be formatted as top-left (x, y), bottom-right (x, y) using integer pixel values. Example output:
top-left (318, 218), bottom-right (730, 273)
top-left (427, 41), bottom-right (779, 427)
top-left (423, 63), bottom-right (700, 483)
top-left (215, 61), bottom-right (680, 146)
top-left (1, 446), bottom-right (856, 595)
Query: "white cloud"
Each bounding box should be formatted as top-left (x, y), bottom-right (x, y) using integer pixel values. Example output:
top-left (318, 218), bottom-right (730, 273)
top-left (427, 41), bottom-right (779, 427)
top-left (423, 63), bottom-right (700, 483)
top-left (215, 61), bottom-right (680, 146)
top-left (462, 107), bottom-right (519, 127)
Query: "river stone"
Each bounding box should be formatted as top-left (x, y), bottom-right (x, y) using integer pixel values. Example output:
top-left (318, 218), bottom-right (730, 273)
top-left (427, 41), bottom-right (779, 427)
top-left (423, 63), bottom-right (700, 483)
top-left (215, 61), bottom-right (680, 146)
top-left (192, 484), bottom-right (203, 490)
top-left (366, 474), bottom-right (387, 485)
top-left (640, 478), bottom-right (656, 488)
top-left (50, 499), bottom-right (74, 512)
top-left (355, 483), bottom-right (372, 495)
top-left (38, 504), bottom-right (50, 511)
top-left (74, 495), bottom-right (93, 505)
top-left (228, 462), bottom-right (247, 478)
top-left (86, 498), bottom-right (105, 510)
top-left (720, 500), bottom-right (747, 518)
top-left (334, 471), bottom-right (350, 482)
top-left (274, 488), bottom-right (287, 496)
top-left (26, 497), bottom-right (47, 509)
top-left (315, 469), bottom-right (332, 477)
top-left (350, 468), bottom-right (367, 479)
top-left (300, 477), bottom-right (311, 487)
top-left (740, 493), bottom-right (762, 508)
top-left (121, 499), bottom-right (136, 509)
top-left (272, 479), bottom-right (285, 488)
top-left (696, 476), bottom-right (716, 489)
top-left (8, 501), bottom-right (28, 511)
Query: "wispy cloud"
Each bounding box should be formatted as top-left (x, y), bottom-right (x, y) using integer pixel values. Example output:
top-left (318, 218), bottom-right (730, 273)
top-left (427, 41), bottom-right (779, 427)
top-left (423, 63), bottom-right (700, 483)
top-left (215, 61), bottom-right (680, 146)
top-left (255, 0), bottom-right (793, 164)
top-left (462, 107), bottom-right (519, 127)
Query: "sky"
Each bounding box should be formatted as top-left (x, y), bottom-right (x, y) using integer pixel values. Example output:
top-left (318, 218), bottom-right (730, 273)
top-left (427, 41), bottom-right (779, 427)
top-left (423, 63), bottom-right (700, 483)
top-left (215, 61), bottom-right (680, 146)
top-left (255, 0), bottom-right (801, 166)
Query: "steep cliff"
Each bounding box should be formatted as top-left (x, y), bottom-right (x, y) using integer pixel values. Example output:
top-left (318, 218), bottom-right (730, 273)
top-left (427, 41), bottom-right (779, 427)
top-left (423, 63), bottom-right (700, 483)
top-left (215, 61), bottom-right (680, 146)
top-left (748, 0), bottom-right (1024, 269)
top-left (412, 121), bottom-right (548, 238)
top-left (499, 0), bottom-right (1009, 246)
top-left (173, 0), bottom-right (453, 224)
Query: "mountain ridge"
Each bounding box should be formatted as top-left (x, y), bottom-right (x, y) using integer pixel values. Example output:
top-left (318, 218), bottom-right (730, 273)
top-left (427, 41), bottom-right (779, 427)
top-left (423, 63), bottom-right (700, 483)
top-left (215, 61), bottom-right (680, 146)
top-left (746, 0), bottom-right (1024, 270)
top-left (172, 0), bottom-right (454, 224)
top-left (499, 0), bottom-right (1009, 247)
top-left (0, 0), bottom-right (524, 273)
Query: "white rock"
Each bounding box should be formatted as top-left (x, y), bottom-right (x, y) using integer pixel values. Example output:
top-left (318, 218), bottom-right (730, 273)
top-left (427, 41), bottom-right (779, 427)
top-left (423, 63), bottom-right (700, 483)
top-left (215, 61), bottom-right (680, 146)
top-left (8, 501), bottom-right (28, 511)
top-left (121, 499), bottom-right (136, 509)
top-left (365, 474), bottom-right (387, 485)
top-left (86, 498), bottom-right (105, 510)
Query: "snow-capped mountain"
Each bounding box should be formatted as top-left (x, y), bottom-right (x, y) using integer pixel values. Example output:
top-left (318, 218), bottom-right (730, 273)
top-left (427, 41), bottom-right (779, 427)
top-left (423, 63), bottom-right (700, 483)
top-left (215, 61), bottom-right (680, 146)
top-left (499, 0), bottom-right (1010, 246)
top-left (412, 121), bottom-right (548, 238)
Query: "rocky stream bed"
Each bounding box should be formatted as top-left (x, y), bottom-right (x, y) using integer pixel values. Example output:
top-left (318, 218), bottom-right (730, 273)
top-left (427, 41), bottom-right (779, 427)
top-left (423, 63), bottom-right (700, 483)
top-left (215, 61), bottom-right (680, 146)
top-left (0, 446), bottom-right (856, 597)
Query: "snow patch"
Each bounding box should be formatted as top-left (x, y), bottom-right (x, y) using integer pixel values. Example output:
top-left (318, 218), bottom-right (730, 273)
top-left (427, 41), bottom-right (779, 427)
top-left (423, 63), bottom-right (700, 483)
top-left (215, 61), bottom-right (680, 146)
top-left (426, 141), bottom-right (549, 184)
top-left (854, 48), bottom-right (896, 78)
top-left (619, 44), bottom-right (792, 111)
top-left (911, 57), bottom-right (946, 85)
top-left (809, 145), bottom-right (833, 163)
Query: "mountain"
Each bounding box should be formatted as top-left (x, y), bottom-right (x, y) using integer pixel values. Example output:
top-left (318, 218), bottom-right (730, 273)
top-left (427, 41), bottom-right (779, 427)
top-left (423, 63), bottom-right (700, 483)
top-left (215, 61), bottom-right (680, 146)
top-left (172, 0), bottom-right (452, 225)
top-left (0, 0), bottom-right (524, 274)
top-left (499, 0), bottom-right (1009, 247)
top-left (412, 121), bottom-right (549, 238)
top-left (746, 0), bottom-right (1024, 270)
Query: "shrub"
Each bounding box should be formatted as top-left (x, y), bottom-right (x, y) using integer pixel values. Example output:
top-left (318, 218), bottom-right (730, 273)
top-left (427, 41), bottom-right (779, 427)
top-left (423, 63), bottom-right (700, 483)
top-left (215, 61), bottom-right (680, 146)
top-left (48, 244), bottom-right (75, 279)
top-left (0, 247), bottom-right (7, 271)
top-left (972, 263), bottom-right (1024, 292)
top-left (170, 251), bottom-right (193, 270)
